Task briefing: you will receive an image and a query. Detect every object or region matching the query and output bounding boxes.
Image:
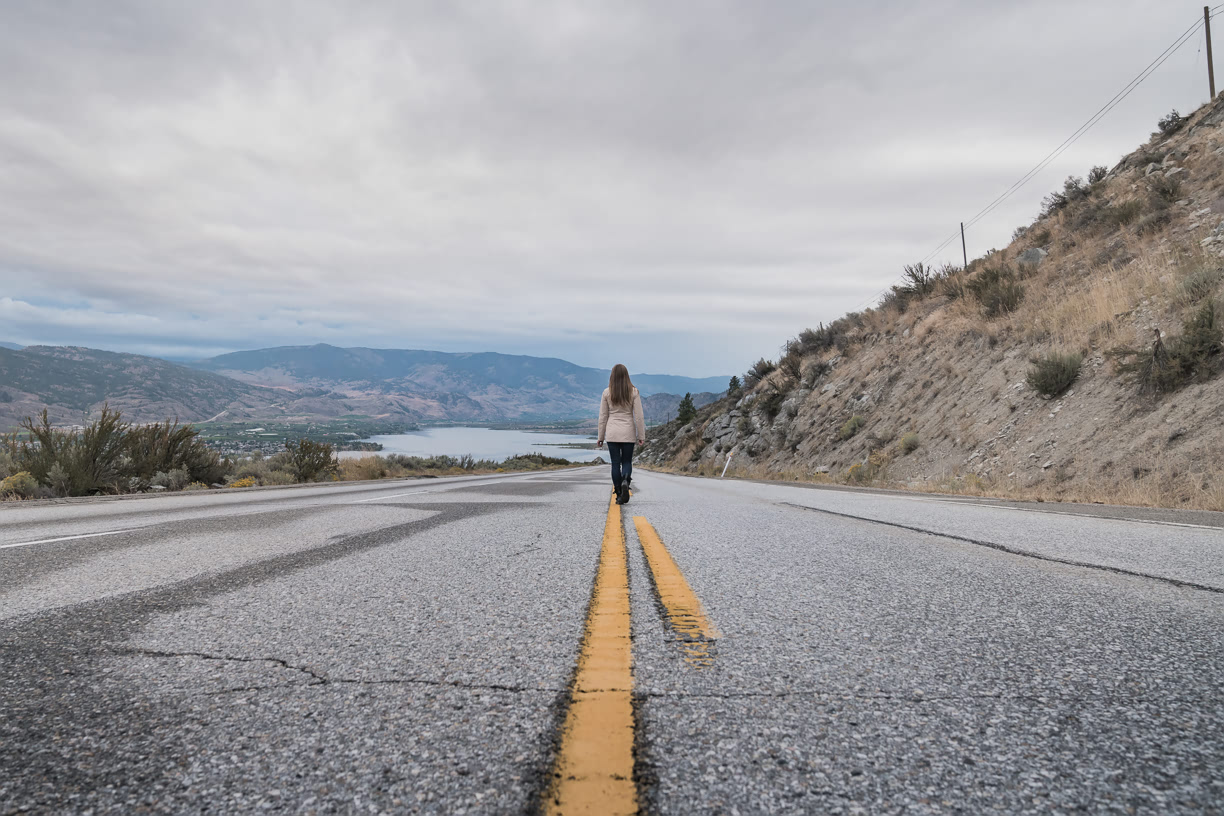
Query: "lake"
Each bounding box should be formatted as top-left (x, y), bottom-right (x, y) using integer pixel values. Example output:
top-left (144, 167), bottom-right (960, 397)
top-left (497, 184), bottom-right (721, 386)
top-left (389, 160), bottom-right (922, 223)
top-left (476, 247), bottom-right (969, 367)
top-left (342, 426), bottom-right (601, 463)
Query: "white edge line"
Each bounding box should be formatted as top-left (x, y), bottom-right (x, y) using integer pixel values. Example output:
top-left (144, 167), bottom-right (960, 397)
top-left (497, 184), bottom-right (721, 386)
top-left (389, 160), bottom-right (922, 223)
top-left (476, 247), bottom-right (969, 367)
top-left (352, 490), bottom-right (433, 503)
top-left (0, 528), bottom-right (140, 550)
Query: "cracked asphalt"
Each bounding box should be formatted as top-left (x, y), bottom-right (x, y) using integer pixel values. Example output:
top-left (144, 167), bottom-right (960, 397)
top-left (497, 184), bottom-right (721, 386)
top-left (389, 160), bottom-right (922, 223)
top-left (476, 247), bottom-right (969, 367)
top-left (2, 468), bottom-right (1222, 814)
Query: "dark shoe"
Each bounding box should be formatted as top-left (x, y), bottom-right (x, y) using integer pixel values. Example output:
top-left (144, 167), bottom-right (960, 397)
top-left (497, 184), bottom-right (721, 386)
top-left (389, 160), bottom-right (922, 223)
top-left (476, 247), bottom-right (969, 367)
top-left (619, 483), bottom-right (630, 505)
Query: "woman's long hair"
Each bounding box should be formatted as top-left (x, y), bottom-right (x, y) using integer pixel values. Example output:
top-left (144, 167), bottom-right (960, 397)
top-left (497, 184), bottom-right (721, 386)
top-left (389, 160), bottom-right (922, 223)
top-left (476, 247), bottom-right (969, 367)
top-left (609, 364), bottom-right (634, 409)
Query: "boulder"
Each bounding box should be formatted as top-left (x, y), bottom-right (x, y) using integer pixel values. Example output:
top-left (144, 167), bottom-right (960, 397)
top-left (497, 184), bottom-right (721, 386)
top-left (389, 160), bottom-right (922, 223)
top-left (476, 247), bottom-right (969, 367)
top-left (1018, 247), bottom-right (1048, 268)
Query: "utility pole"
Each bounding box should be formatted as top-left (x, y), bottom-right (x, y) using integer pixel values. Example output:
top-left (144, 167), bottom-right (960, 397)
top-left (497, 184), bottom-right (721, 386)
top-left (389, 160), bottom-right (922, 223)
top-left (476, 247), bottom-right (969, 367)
top-left (1208, 6), bottom-right (1217, 99)
top-left (960, 222), bottom-right (968, 271)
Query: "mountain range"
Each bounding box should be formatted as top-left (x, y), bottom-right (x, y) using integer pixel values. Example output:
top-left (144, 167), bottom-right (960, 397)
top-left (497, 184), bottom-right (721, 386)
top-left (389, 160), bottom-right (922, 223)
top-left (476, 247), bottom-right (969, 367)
top-left (0, 342), bottom-right (727, 429)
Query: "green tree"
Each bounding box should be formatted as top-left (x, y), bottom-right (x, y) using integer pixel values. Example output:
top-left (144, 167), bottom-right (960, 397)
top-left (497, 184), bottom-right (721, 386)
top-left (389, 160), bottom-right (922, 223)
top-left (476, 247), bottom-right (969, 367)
top-left (727, 375), bottom-right (742, 397)
top-left (286, 438), bottom-right (338, 482)
top-left (676, 393), bottom-right (697, 425)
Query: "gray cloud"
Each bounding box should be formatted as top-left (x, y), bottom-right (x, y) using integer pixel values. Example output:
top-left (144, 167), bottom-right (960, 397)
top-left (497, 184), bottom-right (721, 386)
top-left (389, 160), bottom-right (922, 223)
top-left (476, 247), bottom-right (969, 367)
top-left (0, 0), bottom-right (1211, 374)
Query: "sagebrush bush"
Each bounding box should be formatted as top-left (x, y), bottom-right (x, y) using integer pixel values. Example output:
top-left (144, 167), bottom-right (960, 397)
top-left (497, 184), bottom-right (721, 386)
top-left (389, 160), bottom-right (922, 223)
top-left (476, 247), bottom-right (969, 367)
top-left (1149, 174), bottom-right (1182, 203)
top-left (802, 359), bottom-right (831, 387)
top-left (1113, 302), bottom-right (1223, 394)
top-left (1176, 266), bottom-right (1223, 305)
top-left (745, 358), bottom-right (777, 387)
top-left (1088, 165), bottom-right (1108, 184)
top-left (759, 391), bottom-right (786, 421)
top-left (1157, 109), bottom-right (1187, 136)
top-left (778, 353), bottom-right (802, 381)
top-left (899, 432), bottom-right (920, 454)
top-left (260, 470), bottom-right (296, 486)
top-left (967, 265), bottom-right (1025, 318)
top-left (1135, 210), bottom-right (1173, 236)
top-left (1026, 352), bottom-right (1083, 397)
top-left (837, 415), bottom-right (865, 441)
top-left (1103, 200), bottom-right (1143, 228)
top-left (286, 438), bottom-right (338, 482)
top-left (0, 471), bottom-right (39, 498)
top-left (2, 407), bottom-right (224, 496)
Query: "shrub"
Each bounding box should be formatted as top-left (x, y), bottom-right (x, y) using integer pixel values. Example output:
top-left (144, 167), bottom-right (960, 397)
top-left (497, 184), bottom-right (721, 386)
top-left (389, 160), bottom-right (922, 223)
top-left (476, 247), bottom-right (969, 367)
top-left (1172, 300), bottom-right (1223, 380)
top-left (1113, 302), bottom-right (1222, 394)
top-left (737, 415), bottom-right (753, 435)
top-left (837, 415), bottom-right (866, 441)
top-left (1103, 200), bottom-right (1143, 228)
top-left (1176, 266), bottom-right (1223, 305)
top-left (794, 314), bottom-right (863, 356)
top-left (901, 262), bottom-right (936, 297)
top-left (286, 438), bottom-right (338, 482)
top-left (967, 265), bottom-right (1025, 318)
top-left (125, 420), bottom-right (226, 486)
top-left (7, 406), bottom-right (129, 496)
top-left (184, 481), bottom-right (210, 491)
top-left (802, 359), bottom-right (831, 387)
top-left (1135, 210), bottom-right (1172, 236)
top-left (899, 432), bottom-right (920, 454)
top-left (744, 358), bottom-right (777, 387)
top-left (759, 391), bottom-right (786, 422)
top-left (1157, 109), bottom-right (1188, 136)
top-left (150, 468), bottom-right (191, 491)
top-left (1088, 165), bottom-right (1109, 184)
top-left (260, 469), bottom-right (297, 486)
top-left (0, 471), bottom-right (39, 499)
top-left (844, 450), bottom-right (889, 484)
top-left (0, 448), bottom-right (14, 479)
top-left (1149, 174), bottom-right (1182, 203)
top-left (227, 476), bottom-right (257, 488)
top-left (1026, 352), bottom-right (1083, 397)
top-left (880, 285), bottom-right (915, 314)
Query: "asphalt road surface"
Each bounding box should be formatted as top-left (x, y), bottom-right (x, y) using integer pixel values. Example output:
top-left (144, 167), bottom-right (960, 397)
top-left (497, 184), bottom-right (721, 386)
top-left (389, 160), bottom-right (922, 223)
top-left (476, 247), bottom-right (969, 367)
top-left (2, 467), bottom-right (1223, 814)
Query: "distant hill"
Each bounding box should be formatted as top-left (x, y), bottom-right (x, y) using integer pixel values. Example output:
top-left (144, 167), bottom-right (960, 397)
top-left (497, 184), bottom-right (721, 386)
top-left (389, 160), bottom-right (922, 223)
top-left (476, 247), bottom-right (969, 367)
top-left (190, 344), bottom-right (729, 420)
top-left (0, 346), bottom-right (278, 429)
top-left (0, 343), bottom-right (729, 430)
top-left (0, 341), bottom-right (22, 350)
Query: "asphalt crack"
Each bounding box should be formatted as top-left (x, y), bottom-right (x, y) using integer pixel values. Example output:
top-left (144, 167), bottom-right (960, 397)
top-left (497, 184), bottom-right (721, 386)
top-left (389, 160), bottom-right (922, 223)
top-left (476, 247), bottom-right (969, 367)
top-left (110, 647), bottom-right (561, 696)
top-left (781, 501), bottom-right (1224, 594)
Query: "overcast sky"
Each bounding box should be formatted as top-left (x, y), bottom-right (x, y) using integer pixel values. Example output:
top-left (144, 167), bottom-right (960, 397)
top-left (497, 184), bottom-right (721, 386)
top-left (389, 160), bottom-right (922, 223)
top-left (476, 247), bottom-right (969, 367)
top-left (0, 0), bottom-right (1216, 376)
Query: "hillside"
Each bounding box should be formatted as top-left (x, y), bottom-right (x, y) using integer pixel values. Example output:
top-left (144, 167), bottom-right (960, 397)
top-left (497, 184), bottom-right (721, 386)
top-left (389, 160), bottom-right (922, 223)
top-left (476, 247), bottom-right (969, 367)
top-left (641, 98), bottom-right (1224, 511)
top-left (191, 344), bottom-right (728, 420)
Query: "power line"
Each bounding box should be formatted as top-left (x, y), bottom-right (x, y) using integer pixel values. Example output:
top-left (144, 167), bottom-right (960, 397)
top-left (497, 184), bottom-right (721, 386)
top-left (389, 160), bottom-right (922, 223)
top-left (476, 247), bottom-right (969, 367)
top-left (955, 14), bottom-right (1206, 238)
top-left (852, 8), bottom-right (1220, 314)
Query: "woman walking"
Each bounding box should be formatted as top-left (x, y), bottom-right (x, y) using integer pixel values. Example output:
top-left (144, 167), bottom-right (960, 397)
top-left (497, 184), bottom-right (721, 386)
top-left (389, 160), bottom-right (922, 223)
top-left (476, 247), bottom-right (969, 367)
top-left (597, 364), bottom-right (646, 505)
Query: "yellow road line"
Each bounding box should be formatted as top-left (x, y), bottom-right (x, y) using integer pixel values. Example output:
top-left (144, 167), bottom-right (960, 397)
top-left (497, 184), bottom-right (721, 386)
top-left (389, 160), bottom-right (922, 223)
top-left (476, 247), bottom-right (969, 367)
top-left (632, 517), bottom-right (719, 668)
top-left (545, 495), bottom-right (637, 815)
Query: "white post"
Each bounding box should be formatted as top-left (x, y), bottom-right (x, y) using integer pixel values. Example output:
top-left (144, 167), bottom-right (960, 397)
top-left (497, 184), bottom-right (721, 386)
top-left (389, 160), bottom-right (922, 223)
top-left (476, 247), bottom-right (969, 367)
top-left (721, 449), bottom-right (735, 478)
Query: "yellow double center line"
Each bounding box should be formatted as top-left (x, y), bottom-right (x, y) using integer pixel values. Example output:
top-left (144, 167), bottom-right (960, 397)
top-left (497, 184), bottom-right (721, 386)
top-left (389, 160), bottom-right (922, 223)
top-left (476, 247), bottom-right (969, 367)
top-left (546, 495), bottom-right (637, 815)
top-left (545, 493), bottom-right (716, 814)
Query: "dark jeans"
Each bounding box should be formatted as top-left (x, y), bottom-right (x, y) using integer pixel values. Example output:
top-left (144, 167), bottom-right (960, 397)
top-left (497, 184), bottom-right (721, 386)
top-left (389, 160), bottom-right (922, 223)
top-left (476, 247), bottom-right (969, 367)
top-left (608, 442), bottom-right (635, 490)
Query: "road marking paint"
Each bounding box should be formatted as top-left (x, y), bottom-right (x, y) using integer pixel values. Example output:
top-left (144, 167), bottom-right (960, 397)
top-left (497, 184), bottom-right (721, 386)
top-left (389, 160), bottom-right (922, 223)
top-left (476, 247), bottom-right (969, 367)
top-left (0, 529), bottom-right (139, 550)
top-left (545, 495), bottom-right (637, 815)
top-left (351, 490), bottom-right (433, 503)
top-left (633, 517), bottom-right (719, 668)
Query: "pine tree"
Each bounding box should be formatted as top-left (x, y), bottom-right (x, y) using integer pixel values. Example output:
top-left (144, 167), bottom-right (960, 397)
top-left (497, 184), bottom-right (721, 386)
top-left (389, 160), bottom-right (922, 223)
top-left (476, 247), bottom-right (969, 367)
top-left (677, 392), bottom-right (697, 425)
top-left (727, 375), bottom-right (741, 396)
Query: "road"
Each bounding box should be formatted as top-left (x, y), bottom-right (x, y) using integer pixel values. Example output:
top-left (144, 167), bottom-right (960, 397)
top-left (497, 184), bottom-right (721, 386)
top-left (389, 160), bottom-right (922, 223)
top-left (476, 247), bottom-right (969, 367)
top-left (2, 467), bottom-right (1222, 814)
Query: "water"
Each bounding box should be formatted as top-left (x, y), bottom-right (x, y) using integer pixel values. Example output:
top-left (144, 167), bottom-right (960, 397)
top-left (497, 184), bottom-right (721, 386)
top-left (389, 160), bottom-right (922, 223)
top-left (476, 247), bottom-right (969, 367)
top-left (342, 426), bottom-right (600, 463)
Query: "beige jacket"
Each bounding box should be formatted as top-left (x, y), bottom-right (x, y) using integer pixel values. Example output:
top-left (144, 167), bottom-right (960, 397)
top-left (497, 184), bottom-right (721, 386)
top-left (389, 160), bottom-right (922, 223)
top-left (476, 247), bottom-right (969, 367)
top-left (598, 387), bottom-right (645, 444)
